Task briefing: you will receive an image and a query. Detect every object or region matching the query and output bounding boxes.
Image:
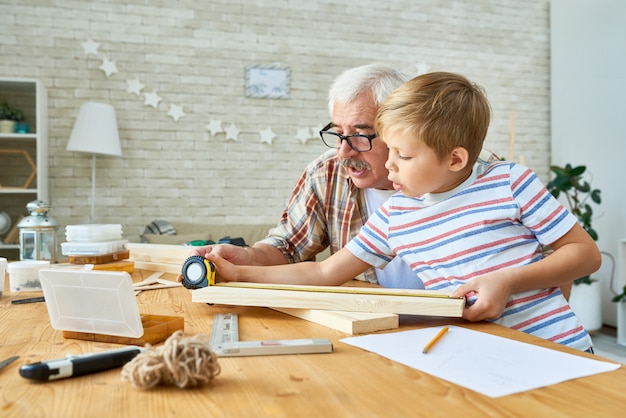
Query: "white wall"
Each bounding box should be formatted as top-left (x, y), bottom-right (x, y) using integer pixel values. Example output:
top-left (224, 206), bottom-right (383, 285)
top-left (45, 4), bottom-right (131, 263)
top-left (551, 0), bottom-right (626, 327)
top-left (0, 1), bottom-right (552, 241)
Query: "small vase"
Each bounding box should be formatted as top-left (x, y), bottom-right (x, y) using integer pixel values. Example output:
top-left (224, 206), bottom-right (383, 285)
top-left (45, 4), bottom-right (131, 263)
top-left (0, 120), bottom-right (16, 133)
top-left (15, 122), bottom-right (30, 133)
top-left (569, 280), bottom-right (603, 332)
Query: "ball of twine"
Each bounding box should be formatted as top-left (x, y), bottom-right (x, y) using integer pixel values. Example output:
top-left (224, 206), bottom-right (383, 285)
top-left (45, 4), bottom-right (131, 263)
top-left (121, 330), bottom-right (220, 389)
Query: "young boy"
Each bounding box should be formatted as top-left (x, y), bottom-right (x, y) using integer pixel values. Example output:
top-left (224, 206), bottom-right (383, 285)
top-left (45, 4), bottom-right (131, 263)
top-left (205, 72), bottom-right (601, 351)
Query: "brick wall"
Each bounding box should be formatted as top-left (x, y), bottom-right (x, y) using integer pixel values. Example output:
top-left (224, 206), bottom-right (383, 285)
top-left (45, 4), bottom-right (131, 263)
top-left (0, 0), bottom-right (551, 240)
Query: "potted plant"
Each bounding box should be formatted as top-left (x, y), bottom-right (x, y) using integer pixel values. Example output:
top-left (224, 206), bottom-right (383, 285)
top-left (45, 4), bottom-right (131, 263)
top-left (546, 163), bottom-right (603, 331)
top-left (0, 101), bottom-right (25, 133)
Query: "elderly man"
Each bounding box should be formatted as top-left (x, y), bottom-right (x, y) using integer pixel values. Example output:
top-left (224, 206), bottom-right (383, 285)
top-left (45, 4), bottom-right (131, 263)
top-left (191, 63), bottom-right (421, 288)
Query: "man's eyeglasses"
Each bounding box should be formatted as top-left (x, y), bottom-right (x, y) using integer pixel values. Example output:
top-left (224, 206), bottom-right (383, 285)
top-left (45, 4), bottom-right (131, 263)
top-left (319, 122), bottom-right (377, 152)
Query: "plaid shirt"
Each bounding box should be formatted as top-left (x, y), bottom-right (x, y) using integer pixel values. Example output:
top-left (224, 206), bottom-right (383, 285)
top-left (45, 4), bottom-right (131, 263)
top-left (258, 149), bottom-right (377, 283)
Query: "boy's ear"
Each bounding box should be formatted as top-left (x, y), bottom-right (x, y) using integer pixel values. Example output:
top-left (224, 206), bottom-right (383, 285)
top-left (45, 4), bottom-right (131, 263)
top-left (448, 147), bottom-right (469, 172)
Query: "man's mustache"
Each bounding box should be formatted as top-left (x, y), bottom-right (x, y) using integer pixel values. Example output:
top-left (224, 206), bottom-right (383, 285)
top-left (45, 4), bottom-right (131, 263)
top-left (342, 159), bottom-right (370, 170)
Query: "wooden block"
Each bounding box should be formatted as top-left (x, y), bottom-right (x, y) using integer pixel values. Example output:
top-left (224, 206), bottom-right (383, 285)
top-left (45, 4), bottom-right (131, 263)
top-left (52, 260), bottom-right (135, 273)
top-left (68, 250), bottom-right (130, 264)
top-left (91, 260), bottom-right (135, 273)
top-left (62, 314), bottom-right (184, 345)
top-left (273, 308), bottom-right (399, 335)
top-left (193, 283), bottom-right (465, 317)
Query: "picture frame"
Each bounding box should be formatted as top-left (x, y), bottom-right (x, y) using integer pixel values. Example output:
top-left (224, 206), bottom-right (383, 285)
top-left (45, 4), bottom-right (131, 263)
top-left (245, 65), bottom-right (290, 99)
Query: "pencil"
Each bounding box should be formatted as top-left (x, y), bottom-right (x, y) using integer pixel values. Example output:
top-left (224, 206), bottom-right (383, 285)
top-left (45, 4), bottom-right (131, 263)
top-left (422, 326), bottom-right (449, 354)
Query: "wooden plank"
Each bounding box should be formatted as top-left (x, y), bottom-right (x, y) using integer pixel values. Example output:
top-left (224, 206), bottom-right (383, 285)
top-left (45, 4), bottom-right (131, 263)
top-left (132, 260), bottom-right (181, 274)
top-left (127, 243), bottom-right (191, 265)
top-left (272, 308), bottom-right (399, 335)
top-left (192, 284), bottom-right (464, 317)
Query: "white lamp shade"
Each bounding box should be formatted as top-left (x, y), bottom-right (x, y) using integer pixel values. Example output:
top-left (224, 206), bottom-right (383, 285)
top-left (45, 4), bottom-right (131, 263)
top-left (67, 102), bottom-right (122, 156)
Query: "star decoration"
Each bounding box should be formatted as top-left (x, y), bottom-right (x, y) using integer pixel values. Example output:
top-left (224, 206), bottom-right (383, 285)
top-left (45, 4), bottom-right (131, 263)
top-left (81, 39), bottom-right (100, 56)
top-left (167, 104), bottom-right (185, 122)
top-left (259, 127), bottom-right (276, 145)
top-left (143, 90), bottom-right (162, 109)
top-left (224, 123), bottom-right (241, 141)
top-left (126, 78), bottom-right (145, 96)
top-left (416, 62), bottom-right (430, 75)
top-left (296, 127), bottom-right (313, 144)
top-left (99, 57), bottom-right (117, 77)
top-left (99, 57), bottom-right (118, 77)
top-left (205, 119), bottom-right (223, 136)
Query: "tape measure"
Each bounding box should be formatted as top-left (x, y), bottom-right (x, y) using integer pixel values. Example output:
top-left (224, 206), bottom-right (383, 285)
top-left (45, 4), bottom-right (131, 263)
top-left (181, 256), bottom-right (216, 289)
top-left (210, 313), bottom-right (332, 357)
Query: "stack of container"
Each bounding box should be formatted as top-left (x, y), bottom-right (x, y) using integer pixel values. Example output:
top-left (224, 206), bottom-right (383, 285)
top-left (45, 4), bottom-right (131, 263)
top-left (61, 224), bottom-right (132, 272)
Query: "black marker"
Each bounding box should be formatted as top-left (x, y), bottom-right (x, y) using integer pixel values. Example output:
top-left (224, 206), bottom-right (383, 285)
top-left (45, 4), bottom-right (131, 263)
top-left (11, 296), bottom-right (45, 305)
top-left (19, 346), bottom-right (145, 381)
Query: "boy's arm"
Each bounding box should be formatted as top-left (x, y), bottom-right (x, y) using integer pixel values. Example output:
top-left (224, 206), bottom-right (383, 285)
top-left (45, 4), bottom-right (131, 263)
top-left (451, 223), bottom-right (601, 322)
top-left (206, 247), bottom-right (371, 286)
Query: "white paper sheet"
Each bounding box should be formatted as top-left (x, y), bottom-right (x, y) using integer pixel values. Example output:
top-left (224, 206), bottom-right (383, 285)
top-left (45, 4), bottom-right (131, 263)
top-left (341, 325), bottom-right (621, 397)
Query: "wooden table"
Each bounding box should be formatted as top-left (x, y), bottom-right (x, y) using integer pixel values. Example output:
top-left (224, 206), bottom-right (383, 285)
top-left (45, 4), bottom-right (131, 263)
top-left (1, 269), bottom-right (625, 417)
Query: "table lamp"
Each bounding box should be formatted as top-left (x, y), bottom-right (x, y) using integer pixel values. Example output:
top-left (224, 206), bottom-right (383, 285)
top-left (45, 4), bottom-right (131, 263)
top-left (66, 102), bottom-right (122, 224)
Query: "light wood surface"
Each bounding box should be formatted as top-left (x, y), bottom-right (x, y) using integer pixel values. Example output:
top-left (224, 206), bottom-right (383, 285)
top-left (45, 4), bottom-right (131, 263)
top-left (192, 282), bottom-right (465, 316)
top-left (1, 269), bottom-right (625, 417)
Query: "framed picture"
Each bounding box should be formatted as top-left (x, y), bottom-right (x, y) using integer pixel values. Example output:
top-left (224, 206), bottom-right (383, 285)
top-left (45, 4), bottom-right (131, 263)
top-left (245, 65), bottom-right (290, 99)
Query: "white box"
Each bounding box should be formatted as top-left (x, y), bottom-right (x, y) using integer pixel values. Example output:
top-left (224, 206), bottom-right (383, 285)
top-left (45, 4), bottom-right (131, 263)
top-left (61, 239), bottom-right (128, 256)
top-left (7, 260), bottom-right (50, 292)
top-left (65, 224), bottom-right (123, 242)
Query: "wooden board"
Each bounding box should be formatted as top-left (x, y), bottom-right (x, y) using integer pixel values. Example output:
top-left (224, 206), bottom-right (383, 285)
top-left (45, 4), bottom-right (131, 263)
top-left (62, 314), bottom-right (184, 345)
top-left (272, 308), bottom-right (399, 335)
top-left (193, 283), bottom-right (465, 317)
top-left (132, 260), bottom-right (181, 274)
top-left (127, 243), bottom-right (190, 265)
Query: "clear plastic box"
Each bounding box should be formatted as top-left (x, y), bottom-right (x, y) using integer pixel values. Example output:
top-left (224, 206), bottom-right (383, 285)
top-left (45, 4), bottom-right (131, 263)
top-left (61, 239), bottom-right (128, 255)
top-left (65, 224), bottom-right (123, 242)
top-left (7, 260), bottom-right (50, 291)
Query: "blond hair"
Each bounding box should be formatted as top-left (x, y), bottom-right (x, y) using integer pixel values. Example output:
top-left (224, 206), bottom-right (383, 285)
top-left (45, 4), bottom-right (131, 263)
top-left (375, 72), bottom-right (491, 164)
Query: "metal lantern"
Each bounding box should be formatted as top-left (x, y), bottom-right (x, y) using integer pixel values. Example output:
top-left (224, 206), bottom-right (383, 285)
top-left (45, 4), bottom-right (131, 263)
top-left (17, 200), bottom-right (59, 263)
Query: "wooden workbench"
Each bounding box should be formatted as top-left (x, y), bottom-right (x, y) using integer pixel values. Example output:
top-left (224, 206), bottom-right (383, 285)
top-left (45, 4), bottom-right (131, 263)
top-left (1, 269), bottom-right (625, 417)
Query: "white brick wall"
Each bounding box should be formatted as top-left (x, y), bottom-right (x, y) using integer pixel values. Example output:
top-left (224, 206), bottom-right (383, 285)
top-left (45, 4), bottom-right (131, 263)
top-left (0, 0), bottom-right (551, 241)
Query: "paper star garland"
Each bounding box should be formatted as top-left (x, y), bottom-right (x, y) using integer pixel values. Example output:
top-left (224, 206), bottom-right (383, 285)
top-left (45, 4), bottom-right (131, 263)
top-left (224, 124), bottom-right (241, 141)
top-left (259, 127), bottom-right (276, 145)
top-left (99, 57), bottom-right (118, 77)
top-left (416, 62), bottom-right (430, 75)
top-left (81, 39), bottom-right (100, 56)
top-left (296, 127), bottom-right (314, 144)
top-left (205, 120), bottom-right (224, 136)
top-left (143, 90), bottom-right (162, 109)
top-left (167, 104), bottom-right (185, 122)
top-left (126, 78), bottom-right (145, 96)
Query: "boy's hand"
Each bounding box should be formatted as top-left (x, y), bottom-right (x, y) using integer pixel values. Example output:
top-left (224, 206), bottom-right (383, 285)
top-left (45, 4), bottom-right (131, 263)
top-left (204, 252), bottom-right (241, 283)
top-left (176, 244), bottom-right (250, 283)
top-left (450, 271), bottom-right (514, 322)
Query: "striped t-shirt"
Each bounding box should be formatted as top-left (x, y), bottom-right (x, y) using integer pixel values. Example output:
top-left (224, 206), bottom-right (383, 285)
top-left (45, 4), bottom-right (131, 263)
top-left (346, 161), bottom-right (592, 351)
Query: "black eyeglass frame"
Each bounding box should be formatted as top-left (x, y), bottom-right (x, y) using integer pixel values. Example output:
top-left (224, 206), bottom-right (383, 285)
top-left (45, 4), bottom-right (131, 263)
top-left (318, 122), bottom-right (377, 152)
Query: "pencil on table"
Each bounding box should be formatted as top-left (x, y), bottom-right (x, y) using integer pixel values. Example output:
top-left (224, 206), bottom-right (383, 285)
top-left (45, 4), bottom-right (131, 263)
top-left (422, 326), bottom-right (449, 354)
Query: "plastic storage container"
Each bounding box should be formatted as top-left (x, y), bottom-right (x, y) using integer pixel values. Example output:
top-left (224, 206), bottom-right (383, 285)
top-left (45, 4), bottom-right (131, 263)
top-left (65, 224), bottom-right (123, 242)
top-left (0, 257), bottom-right (7, 297)
top-left (7, 260), bottom-right (50, 291)
top-left (61, 239), bottom-right (128, 255)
